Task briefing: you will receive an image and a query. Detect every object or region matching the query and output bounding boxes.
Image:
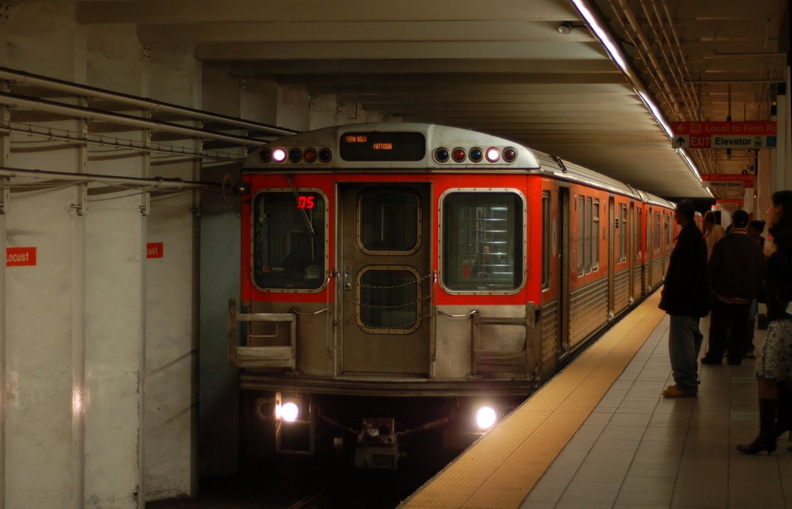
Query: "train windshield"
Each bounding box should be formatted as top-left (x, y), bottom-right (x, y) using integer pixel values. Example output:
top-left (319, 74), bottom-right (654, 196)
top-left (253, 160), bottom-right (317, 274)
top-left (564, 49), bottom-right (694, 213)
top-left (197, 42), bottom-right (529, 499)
top-left (442, 192), bottom-right (524, 291)
top-left (252, 191), bottom-right (326, 290)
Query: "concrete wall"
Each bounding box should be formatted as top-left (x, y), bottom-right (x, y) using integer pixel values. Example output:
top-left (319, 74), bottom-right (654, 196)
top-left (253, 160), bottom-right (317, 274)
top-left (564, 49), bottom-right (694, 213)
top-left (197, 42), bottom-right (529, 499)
top-left (1, 2), bottom-right (383, 506)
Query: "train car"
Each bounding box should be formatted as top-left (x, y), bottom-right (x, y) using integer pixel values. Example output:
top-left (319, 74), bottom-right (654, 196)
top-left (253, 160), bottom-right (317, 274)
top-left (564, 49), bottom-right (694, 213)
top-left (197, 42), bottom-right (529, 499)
top-left (228, 123), bottom-right (676, 467)
top-left (639, 192), bottom-right (677, 294)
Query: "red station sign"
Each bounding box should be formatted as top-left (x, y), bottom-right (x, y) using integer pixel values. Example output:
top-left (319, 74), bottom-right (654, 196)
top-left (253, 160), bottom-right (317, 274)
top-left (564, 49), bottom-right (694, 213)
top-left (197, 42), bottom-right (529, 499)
top-left (6, 247), bottom-right (37, 267)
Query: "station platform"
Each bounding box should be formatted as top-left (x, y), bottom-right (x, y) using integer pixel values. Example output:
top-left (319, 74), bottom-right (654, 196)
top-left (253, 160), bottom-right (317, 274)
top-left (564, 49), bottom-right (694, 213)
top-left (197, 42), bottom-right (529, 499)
top-left (399, 291), bottom-right (792, 509)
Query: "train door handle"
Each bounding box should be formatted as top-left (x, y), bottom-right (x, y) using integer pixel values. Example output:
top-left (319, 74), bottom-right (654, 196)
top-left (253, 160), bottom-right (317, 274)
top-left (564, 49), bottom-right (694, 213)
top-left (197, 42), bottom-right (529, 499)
top-left (343, 265), bottom-right (352, 291)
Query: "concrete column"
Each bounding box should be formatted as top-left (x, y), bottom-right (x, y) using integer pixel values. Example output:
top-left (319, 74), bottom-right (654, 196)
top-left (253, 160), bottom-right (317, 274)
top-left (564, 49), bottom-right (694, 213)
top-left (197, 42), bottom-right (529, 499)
top-left (4, 184), bottom-right (85, 508)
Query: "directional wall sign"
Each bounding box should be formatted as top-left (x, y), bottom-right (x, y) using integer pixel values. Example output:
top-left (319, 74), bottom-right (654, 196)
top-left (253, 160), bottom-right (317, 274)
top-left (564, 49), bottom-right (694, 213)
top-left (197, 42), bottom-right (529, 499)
top-left (673, 134), bottom-right (776, 150)
top-left (701, 173), bottom-right (755, 189)
top-left (672, 121), bottom-right (777, 136)
top-left (671, 121), bottom-right (777, 150)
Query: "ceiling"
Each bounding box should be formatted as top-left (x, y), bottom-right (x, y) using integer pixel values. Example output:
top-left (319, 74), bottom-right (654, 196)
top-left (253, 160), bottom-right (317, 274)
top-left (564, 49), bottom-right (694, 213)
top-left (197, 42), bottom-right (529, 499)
top-left (14, 1), bottom-right (792, 200)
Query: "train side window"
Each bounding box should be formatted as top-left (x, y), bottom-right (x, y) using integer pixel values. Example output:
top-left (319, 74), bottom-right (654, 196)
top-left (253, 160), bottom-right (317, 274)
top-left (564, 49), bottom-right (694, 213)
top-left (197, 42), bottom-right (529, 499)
top-left (577, 196), bottom-right (585, 276)
top-left (359, 188), bottom-right (419, 253)
top-left (441, 191), bottom-right (524, 291)
top-left (654, 211), bottom-right (661, 252)
top-left (251, 191), bottom-right (327, 290)
top-left (541, 192), bottom-right (551, 290)
top-left (619, 204), bottom-right (628, 263)
top-left (591, 198), bottom-right (599, 271)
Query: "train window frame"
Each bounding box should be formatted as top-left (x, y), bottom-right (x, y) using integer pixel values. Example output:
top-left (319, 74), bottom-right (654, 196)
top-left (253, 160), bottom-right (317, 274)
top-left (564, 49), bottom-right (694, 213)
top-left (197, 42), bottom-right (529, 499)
top-left (356, 265), bottom-right (422, 334)
top-left (249, 188), bottom-right (329, 293)
top-left (356, 187), bottom-right (422, 255)
top-left (438, 188), bottom-right (527, 294)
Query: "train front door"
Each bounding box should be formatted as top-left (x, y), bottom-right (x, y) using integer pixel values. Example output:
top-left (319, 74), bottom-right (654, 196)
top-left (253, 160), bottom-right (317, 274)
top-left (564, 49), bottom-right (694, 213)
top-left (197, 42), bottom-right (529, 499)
top-left (339, 184), bottom-right (432, 376)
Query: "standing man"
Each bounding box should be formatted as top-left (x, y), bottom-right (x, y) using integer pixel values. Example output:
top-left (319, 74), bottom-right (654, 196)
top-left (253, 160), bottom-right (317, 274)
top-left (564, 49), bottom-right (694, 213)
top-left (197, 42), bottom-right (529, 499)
top-left (701, 210), bottom-right (765, 366)
top-left (659, 199), bottom-right (710, 397)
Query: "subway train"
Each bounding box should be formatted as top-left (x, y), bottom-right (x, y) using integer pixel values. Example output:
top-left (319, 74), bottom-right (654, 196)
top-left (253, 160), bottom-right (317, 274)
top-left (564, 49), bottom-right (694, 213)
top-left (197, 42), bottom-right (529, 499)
top-left (228, 122), bottom-right (677, 468)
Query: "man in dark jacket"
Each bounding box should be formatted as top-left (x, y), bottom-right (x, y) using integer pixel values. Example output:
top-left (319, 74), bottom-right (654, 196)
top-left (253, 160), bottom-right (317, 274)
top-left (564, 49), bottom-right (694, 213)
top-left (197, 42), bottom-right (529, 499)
top-left (701, 209), bottom-right (765, 365)
top-left (659, 199), bottom-right (710, 397)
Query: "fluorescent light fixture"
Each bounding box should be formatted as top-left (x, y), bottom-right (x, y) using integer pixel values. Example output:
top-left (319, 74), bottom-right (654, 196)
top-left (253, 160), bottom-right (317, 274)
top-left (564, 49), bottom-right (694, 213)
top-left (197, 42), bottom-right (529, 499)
top-left (572, 0), bottom-right (704, 183)
top-left (571, 0), bottom-right (628, 72)
top-left (638, 91), bottom-right (673, 138)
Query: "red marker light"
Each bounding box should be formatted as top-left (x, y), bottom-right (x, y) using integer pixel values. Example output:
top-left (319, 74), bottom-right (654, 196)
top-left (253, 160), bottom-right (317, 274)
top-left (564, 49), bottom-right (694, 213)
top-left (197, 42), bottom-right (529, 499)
top-left (452, 148), bottom-right (466, 162)
top-left (503, 147), bottom-right (518, 163)
top-left (303, 148), bottom-right (317, 163)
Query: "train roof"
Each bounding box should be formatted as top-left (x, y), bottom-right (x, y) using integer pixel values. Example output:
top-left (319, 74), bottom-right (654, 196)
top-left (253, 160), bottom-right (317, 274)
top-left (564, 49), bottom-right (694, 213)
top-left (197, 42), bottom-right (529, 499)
top-left (242, 122), bottom-right (542, 170)
top-left (243, 122), bottom-right (672, 206)
top-left (530, 150), bottom-right (643, 200)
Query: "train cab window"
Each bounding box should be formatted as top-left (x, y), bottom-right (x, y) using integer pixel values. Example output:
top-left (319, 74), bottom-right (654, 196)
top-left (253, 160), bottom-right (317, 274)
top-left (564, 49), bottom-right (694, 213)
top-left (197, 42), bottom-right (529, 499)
top-left (577, 196), bottom-right (585, 275)
top-left (251, 191), bottom-right (327, 290)
top-left (441, 192), bottom-right (524, 291)
top-left (359, 188), bottom-right (419, 253)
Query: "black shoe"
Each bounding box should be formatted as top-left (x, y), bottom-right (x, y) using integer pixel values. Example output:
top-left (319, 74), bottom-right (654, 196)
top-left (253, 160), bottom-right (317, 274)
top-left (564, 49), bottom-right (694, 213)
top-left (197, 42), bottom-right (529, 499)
top-left (701, 357), bottom-right (721, 365)
top-left (736, 436), bottom-right (777, 455)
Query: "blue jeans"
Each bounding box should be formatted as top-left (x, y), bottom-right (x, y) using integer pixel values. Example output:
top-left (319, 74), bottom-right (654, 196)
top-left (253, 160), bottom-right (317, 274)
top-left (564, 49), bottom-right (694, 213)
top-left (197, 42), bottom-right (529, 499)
top-left (668, 315), bottom-right (703, 395)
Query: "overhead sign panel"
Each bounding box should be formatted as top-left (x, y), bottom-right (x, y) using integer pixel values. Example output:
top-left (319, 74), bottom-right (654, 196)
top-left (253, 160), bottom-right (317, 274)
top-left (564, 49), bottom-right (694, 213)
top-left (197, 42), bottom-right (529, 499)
top-left (701, 173), bottom-right (755, 189)
top-left (671, 121), bottom-right (777, 150)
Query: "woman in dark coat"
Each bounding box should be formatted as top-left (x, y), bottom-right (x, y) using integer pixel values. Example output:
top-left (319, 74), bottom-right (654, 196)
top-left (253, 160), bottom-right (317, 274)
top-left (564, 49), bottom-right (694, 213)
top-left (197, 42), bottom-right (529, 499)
top-left (737, 190), bottom-right (792, 454)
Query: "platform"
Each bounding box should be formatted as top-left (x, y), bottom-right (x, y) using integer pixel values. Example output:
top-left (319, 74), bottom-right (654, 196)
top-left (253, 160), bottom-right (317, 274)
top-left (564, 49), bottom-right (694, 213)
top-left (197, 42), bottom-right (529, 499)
top-left (400, 291), bottom-right (792, 509)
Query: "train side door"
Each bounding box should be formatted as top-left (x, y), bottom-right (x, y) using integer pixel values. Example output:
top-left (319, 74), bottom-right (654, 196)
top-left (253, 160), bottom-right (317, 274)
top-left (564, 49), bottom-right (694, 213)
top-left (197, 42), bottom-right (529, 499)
top-left (339, 183), bottom-right (432, 376)
top-left (558, 187), bottom-right (571, 353)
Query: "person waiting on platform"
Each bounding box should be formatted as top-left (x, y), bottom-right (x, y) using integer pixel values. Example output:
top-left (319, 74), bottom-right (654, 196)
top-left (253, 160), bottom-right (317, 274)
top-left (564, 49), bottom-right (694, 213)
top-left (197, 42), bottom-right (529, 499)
top-left (658, 199), bottom-right (710, 398)
top-left (701, 210), bottom-right (765, 366)
top-left (703, 210), bottom-right (725, 260)
top-left (737, 191), bottom-right (792, 455)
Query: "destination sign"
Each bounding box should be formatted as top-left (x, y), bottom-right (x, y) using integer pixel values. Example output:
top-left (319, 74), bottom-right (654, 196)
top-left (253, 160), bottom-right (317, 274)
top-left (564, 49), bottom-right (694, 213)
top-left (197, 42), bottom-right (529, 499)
top-left (339, 132), bottom-right (426, 162)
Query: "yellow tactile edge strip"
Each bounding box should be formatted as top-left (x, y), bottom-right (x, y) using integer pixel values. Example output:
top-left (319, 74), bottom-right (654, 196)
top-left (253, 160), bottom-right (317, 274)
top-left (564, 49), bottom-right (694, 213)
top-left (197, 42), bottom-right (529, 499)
top-left (399, 291), bottom-right (666, 509)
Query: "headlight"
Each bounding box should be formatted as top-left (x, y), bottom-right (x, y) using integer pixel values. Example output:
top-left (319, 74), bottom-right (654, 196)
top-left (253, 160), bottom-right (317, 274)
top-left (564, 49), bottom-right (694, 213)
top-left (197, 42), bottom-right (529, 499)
top-left (476, 406), bottom-right (498, 430)
top-left (280, 402), bottom-right (300, 422)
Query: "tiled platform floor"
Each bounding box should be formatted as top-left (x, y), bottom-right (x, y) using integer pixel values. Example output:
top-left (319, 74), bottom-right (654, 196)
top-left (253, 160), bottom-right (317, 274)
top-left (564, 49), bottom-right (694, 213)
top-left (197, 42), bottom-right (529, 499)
top-left (521, 314), bottom-right (792, 509)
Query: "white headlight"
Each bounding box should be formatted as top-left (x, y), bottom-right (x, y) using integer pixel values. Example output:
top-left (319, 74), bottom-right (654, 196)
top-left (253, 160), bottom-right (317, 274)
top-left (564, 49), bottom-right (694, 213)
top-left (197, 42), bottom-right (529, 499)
top-left (476, 406), bottom-right (498, 430)
top-left (281, 402), bottom-right (299, 422)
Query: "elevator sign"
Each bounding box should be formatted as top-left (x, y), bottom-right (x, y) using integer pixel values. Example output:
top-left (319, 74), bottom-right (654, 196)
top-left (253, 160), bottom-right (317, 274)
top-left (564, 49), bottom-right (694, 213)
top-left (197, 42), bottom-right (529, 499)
top-left (671, 121), bottom-right (777, 150)
top-left (6, 247), bottom-right (37, 267)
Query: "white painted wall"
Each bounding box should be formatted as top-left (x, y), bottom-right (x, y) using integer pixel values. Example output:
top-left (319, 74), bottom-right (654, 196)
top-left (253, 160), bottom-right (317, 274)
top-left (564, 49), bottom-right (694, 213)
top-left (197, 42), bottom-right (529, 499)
top-left (0, 2), bottom-right (385, 506)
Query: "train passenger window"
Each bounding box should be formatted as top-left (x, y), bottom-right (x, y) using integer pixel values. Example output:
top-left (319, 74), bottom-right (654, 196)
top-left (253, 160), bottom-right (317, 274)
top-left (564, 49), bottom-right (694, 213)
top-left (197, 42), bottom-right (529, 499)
top-left (577, 195), bottom-right (599, 275)
top-left (541, 193), bottom-right (551, 290)
top-left (359, 188), bottom-right (419, 253)
top-left (577, 196), bottom-right (585, 276)
top-left (358, 268), bottom-right (419, 332)
top-left (585, 197), bottom-right (594, 273)
top-left (619, 204), bottom-right (628, 263)
top-left (251, 191), bottom-right (327, 290)
top-left (591, 199), bottom-right (599, 271)
top-left (441, 192), bottom-right (524, 291)
top-left (654, 211), bottom-right (661, 252)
